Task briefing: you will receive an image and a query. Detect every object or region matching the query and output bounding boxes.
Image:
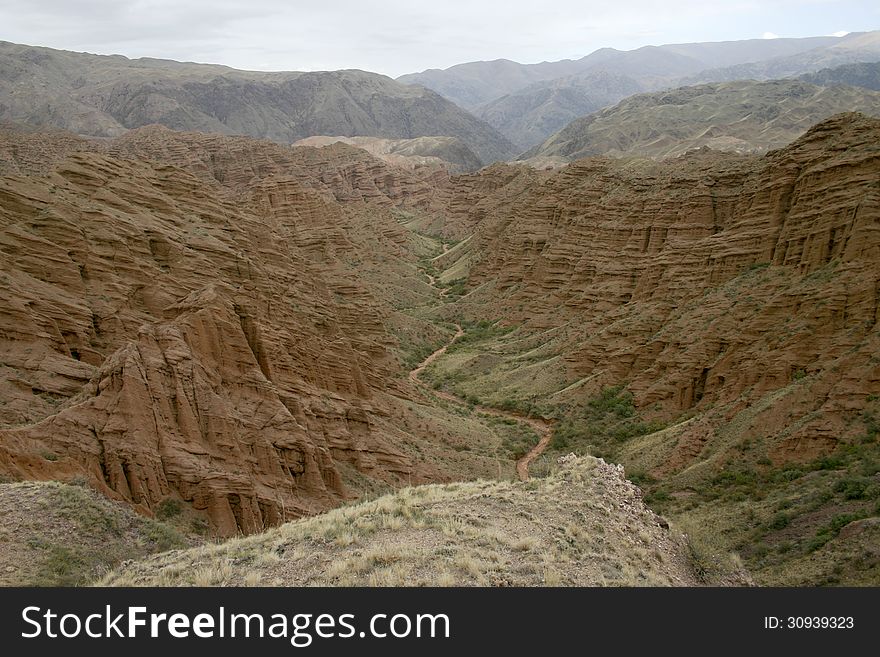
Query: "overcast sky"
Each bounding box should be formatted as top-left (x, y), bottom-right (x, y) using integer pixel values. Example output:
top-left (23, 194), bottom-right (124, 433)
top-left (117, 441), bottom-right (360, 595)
top-left (0, 1), bottom-right (877, 77)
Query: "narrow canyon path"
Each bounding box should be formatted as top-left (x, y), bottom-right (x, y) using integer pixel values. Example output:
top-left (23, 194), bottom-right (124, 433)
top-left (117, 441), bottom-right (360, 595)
top-left (409, 265), bottom-right (554, 481)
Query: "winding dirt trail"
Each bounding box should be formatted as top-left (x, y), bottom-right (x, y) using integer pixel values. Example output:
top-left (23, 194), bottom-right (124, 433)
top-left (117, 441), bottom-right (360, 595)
top-left (409, 266), bottom-right (554, 481)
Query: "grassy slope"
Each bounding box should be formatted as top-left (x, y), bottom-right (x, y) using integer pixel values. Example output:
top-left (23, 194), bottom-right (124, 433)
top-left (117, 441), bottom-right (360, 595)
top-left (0, 481), bottom-right (194, 586)
top-left (102, 457), bottom-right (703, 587)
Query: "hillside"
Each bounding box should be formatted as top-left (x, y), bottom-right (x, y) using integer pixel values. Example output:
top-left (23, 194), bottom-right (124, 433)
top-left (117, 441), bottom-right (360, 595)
top-left (101, 456), bottom-right (709, 586)
top-left (0, 480), bottom-right (193, 586)
top-left (524, 79), bottom-right (880, 161)
top-left (476, 70), bottom-right (642, 150)
top-left (0, 41), bottom-right (516, 164)
top-left (801, 61), bottom-right (880, 91)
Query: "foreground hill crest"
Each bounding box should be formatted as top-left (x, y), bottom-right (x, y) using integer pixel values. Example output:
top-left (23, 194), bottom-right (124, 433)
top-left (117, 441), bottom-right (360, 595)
top-left (102, 456), bottom-right (712, 587)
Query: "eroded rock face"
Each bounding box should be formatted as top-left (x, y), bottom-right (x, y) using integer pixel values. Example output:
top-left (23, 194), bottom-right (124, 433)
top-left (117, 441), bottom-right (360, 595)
top-left (440, 112), bottom-right (880, 466)
top-left (0, 137), bottom-right (443, 534)
top-left (1, 113), bottom-right (877, 539)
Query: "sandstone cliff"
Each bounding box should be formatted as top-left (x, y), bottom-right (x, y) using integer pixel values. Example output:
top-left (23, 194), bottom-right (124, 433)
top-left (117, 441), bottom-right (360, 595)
top-left (441, 112), bottom-right (879, 450)
top-left (0, 128), bottom-right (509, 535)
top-left (423, 113), bottom-right (880, 583)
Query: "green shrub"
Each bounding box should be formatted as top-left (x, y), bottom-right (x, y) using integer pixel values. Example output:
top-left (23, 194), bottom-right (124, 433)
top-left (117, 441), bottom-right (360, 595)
top-left (712, 468), bottom-right (758, 488)
top-left (627, 471), bottom-right (657, 487)
top-left (806, 512), bottom-right (865, 553)
top-left (770, 467), bottom-right (804, 482)
top-left (811, 455), bottom-right (845, 471)
top-left (768, 513), bottom-right (790, 531)
top-left (588, 385), bottom-right (635, 418)
top-left (155, 497), bottom-right (184, 520)
top-left (646, 490), bottom-right (671, 505)
top-left (827, 513), bottom-right (862, 534)
top-left (863, 411), bottom-right (880, 438)
top-left (834, 478), bottom-right (870, 500)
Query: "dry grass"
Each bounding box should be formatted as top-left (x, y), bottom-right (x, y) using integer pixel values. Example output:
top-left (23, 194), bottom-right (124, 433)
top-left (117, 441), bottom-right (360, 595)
top-left (101, 456), bottom-right (706, 587)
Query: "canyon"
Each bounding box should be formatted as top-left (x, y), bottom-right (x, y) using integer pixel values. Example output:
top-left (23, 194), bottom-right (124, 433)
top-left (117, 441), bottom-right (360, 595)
top-left (0, 124), bottom-right (521, 540)
top-left (420, 112), bottom-right (880, 584)
top-left (0, 94), bottom-right (877, 583)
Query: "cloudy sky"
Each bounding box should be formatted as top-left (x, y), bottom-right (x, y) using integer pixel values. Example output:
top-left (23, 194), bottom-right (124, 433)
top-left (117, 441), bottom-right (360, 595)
top-left (0, 0), bottom-right (877, 77)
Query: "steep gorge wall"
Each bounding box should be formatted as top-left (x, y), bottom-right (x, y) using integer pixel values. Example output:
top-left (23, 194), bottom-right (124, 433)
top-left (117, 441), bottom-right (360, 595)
top-left (0, 136), bottom-right (453, 535)
top-left (442, 113), bottom-right (880, 462)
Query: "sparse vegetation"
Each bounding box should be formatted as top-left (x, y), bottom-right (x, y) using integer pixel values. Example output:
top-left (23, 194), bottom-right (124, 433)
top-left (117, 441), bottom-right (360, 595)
top-left (446, 319), bottom-right (516, 352)
top-left (634, 406), bottom-right (880, 585)
top-left (549, 385), bottom-right (666, 456)
top-left (101, 457), bottom-right (703, 587)
top-left (0, 481), bottom-right (193, 586)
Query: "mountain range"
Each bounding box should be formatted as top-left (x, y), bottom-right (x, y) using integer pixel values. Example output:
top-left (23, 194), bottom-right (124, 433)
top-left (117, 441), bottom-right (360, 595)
top-left (0, 41), bottom-right (517, 165)
top-left (399, 32), bottom-right (880, 149)
top-left (523, 78), bottom-right (880, 161)
top-left (4, 34), bottom-right (880, 163)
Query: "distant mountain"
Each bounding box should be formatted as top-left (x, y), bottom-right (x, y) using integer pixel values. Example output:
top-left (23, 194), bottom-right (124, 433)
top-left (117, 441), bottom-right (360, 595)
top-left (800, 61), bottom-right (880, 91)
top-left (523, 79), bottom-right (880, 161)
top-left (397, 58), bottom-right (587, 110)
top-left (400, 35), bottom-right (851, 149)
top-left (398, 36), bottom-right (840, 110)
top-left (475, 70), bottom-right (643, 149)
top-left (0, 41), bottom-right (517, 164)
top-left (683, 31), bottom-right (880, 84)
